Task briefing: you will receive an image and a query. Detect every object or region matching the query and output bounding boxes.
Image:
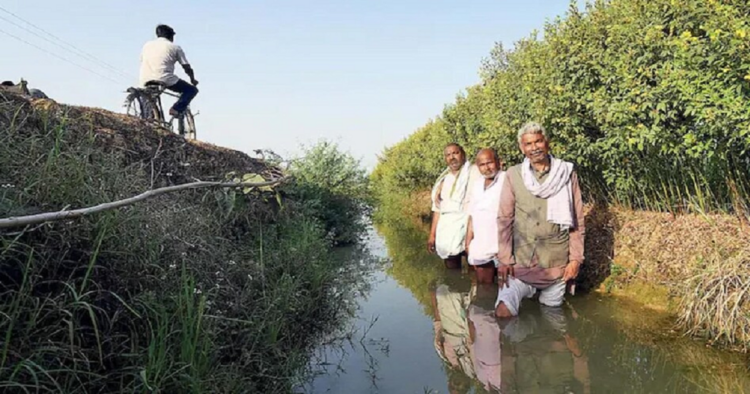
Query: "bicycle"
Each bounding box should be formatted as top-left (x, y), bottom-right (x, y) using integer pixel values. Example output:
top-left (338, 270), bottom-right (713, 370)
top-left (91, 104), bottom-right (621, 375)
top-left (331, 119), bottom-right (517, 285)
top-left (124, 81), bottom-right (198, 140)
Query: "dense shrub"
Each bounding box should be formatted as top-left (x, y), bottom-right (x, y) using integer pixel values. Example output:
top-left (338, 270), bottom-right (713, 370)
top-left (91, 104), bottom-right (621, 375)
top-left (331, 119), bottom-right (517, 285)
top-left (372, 0), bottom-right (750, 215)
top-left (286, 140), bottom-right (371, 245)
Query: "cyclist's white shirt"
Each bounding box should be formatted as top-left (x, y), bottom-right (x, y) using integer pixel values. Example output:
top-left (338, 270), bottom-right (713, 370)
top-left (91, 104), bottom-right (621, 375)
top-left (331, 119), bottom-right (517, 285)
top-left (139, 37), bottom-right (189, 87)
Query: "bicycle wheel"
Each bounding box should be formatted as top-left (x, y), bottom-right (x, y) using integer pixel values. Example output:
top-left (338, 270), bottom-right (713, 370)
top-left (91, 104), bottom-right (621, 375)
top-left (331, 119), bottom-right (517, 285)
top-left (176, 116), bottom-right (186, 136)
top-left (125, 90), bottom-right (161, 120)
top-left (143, 95), bottom-right (163, 121)
top-left (184, 110), bottom-right (197, 140)
top-left (124, 90), bottom-right (145, 118)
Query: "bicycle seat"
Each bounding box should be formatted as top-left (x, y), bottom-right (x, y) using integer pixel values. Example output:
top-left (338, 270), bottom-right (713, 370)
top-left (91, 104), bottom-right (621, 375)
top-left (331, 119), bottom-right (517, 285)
top-left (144, 80), bottom-right (168, 88)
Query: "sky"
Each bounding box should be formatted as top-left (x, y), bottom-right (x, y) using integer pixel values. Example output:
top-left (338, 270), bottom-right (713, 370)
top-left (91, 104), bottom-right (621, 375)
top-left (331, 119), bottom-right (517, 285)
top-left (1, 0), bottom-right (579, 169)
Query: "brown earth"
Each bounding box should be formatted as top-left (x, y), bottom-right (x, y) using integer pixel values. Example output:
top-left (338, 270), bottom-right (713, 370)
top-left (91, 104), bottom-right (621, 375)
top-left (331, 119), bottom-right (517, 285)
top-left (1, 90), bottom-right (277, 189)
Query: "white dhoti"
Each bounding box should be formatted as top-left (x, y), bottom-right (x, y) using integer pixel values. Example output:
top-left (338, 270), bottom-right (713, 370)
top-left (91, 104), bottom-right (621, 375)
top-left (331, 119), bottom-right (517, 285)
top-left (431, 161), bottom-right (475, 259)
top-left (494, 278), bottom-right (566, 316)
top-left (435, 210), bottom-right (468, 259)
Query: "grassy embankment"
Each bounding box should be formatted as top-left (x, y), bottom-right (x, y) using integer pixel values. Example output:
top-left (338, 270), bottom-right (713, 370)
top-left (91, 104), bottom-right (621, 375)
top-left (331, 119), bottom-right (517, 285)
top-left (0, 91), bottom-right (372, 393)
top-left (371, 0), bottom-right (750, 352)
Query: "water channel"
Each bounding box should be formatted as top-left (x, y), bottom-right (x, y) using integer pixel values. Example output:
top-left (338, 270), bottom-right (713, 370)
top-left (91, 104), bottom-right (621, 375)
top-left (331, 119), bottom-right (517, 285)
top-left (303, 220), bottom-right (750, 394)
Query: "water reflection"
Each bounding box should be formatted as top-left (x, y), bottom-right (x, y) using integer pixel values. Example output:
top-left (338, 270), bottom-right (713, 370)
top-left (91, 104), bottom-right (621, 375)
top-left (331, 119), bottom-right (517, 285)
top-left (307, 218), bottom-right (750, 393)
top-left (431, 277), bottom-right (591, 394)
top-left (467, 285), bottom-right (502, 393)
top-left (431, 275), bottom-right (475, 391)
top-left (497, 304), bottom-right (590, 394)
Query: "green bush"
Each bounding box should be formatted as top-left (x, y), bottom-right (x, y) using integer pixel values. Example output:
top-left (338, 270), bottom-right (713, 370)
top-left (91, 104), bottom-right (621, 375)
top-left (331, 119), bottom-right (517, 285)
top-left (286, 140), bottom-right (372, 245)
top-left (0, 96), bottom-right (375, 393)
top-left (372, 0), bottom-right (750, 215)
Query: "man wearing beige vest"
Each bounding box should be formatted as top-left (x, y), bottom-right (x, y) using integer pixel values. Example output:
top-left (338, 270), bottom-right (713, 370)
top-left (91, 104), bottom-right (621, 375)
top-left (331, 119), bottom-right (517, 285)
top-left (494, 122), bottom-right (585, 318)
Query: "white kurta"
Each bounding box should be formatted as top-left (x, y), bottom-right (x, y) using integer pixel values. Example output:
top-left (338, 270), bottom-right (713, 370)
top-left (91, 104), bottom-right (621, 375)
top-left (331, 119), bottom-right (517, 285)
top-left (431, 162), bottom-right (478, 259)
top-left (467, 172), bottom-right (505, 266)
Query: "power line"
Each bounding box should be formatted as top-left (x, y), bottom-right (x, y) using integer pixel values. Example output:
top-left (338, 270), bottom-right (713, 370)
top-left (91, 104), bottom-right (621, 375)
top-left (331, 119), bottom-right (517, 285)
top-left (0, 6), bottom-right (134, 81)
top-left (0, 27), bottom-right (124, 86)
top-left (0, 5), bottom-right (135, 82)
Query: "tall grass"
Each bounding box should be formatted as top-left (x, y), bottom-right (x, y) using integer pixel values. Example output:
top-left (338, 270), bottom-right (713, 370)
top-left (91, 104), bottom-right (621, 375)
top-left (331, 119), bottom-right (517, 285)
top-left (0, 94), bottom-right (376, 392)
top-left (678, 251), bottom-right (750, 351)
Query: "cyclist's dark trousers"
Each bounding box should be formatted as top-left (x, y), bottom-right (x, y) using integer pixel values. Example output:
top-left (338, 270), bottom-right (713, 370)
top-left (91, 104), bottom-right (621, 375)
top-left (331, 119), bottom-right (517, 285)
top-left (167, 79), bottom-right (198, 114)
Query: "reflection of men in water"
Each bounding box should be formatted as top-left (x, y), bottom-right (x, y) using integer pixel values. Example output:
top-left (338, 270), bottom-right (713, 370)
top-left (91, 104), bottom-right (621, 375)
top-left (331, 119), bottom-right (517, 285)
top-left (495, 122), bottom-right (585, 317)
top-left (465, 148), bottom-right (506, 284)
top-left (431, 280), bottom-right (476, 379)
top-left (428, 143), bottom-right (480, 269)
top-left (467, 284), bottom-right (503, 393)
top-left (430, 275), bottom-right (480, 394)
top-left (499, 306), bottom-right (591, 394)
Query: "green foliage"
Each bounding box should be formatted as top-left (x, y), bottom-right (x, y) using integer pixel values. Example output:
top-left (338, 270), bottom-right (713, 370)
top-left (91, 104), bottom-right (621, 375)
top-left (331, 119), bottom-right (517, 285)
top-left (286, 140), bottom-right (372, 245)
top-left (372, 0), bottom-right (750, 215)
top-left (0, 97), bottom-right (375, 392)
top-left (376, 218), bottom-right (448, 316)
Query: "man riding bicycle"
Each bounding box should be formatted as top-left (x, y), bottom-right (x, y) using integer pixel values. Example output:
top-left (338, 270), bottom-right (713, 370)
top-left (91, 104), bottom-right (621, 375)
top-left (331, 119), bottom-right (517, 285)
top-left (139, 24), bottom-right (198, 118)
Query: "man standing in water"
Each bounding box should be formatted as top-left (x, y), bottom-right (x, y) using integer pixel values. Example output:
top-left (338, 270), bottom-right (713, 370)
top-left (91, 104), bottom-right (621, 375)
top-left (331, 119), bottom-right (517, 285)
top-left (428, 143), bottom-right (479, 268)
top-left (465, 148), bottom-right (505, 283)
top-left (494, 122), bottom-right (585, 317)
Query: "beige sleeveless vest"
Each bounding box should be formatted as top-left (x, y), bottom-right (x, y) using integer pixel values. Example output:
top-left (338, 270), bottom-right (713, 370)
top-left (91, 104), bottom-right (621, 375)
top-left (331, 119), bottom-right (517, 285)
top-left (508, 165), bottom-right (569, 269)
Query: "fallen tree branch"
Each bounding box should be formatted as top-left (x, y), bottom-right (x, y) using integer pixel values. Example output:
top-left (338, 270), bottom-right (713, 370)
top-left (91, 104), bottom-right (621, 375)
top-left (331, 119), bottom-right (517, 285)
top-left (0, 177), bottom-right (286, 229)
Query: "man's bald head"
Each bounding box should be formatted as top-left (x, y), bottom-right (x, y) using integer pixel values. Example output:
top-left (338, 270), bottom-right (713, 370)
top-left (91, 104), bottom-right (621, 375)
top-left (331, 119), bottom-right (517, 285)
top-left (476, 148), bottom-right (498, 162)
top-left (475, 148), bottom-right (501, 179)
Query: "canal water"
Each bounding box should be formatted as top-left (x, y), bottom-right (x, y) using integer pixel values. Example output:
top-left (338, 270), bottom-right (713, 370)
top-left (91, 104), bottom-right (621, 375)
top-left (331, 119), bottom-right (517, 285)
top-left (302, 221), bottom-right (750, 393)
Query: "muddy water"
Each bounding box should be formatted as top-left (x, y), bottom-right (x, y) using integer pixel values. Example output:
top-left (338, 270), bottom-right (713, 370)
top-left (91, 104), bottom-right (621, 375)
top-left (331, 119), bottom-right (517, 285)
top-left (304, 221), bottom-right (750, 394)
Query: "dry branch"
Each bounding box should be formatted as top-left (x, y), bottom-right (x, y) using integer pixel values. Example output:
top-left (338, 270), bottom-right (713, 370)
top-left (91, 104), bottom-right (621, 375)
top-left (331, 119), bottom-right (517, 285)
top-left (0, 177), bottom-right (286, 229)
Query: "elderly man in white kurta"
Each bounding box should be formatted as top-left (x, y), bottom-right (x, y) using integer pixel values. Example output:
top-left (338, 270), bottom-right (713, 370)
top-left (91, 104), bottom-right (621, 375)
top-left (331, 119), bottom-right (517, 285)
top-left (465, 148), bottom-right (506, 283)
